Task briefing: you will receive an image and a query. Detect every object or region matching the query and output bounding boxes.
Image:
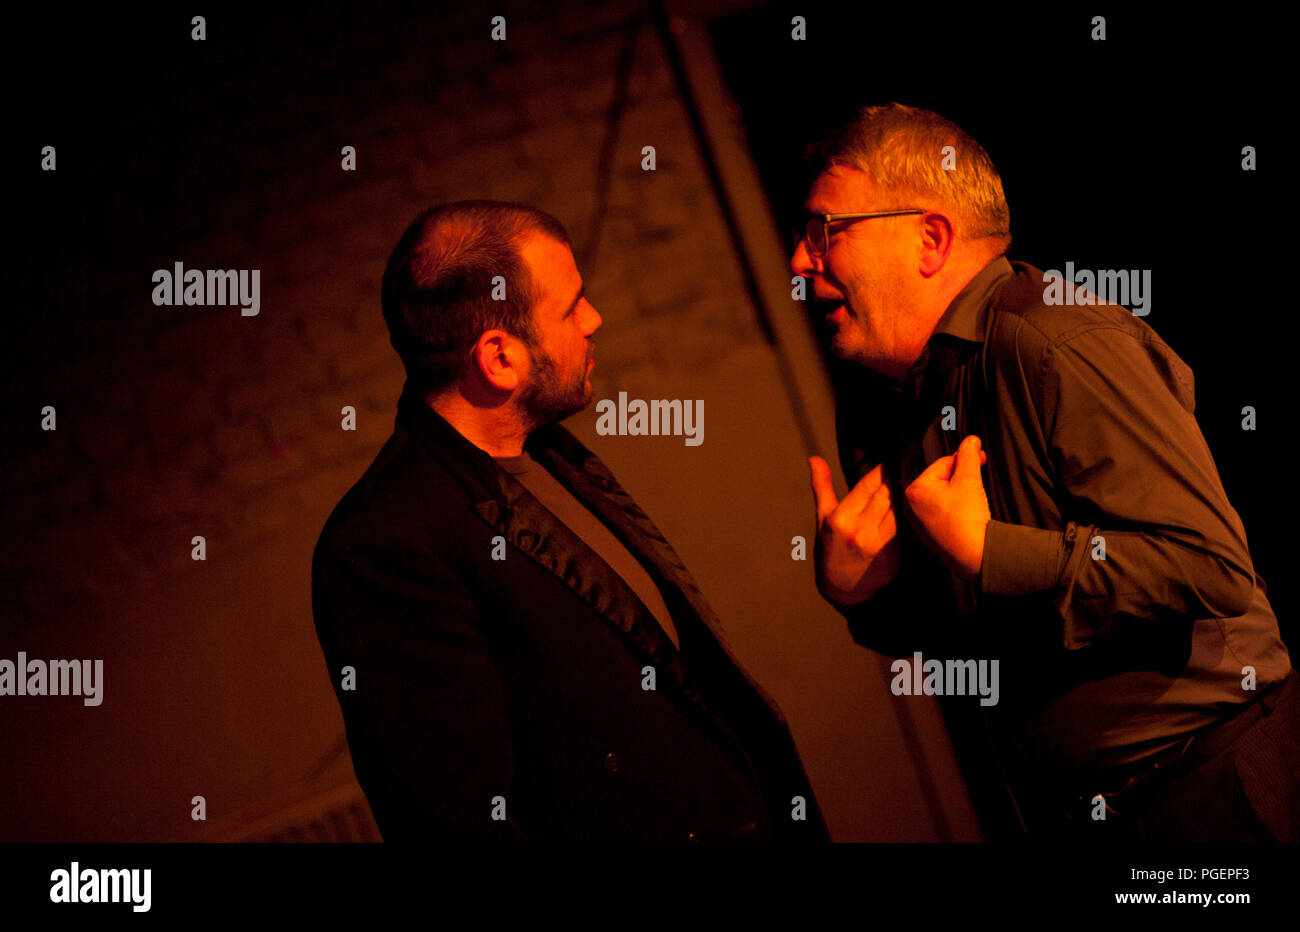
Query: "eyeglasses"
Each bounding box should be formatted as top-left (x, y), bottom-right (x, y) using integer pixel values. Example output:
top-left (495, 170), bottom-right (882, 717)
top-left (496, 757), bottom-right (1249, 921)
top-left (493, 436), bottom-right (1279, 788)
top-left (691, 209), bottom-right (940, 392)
top-left (801, 210), bottom-right (925, 257)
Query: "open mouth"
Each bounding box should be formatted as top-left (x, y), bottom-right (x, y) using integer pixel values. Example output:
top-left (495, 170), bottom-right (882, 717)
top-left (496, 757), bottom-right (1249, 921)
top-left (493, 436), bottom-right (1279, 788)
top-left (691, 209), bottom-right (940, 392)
top-left (810, 295), bottom-right (847, 324)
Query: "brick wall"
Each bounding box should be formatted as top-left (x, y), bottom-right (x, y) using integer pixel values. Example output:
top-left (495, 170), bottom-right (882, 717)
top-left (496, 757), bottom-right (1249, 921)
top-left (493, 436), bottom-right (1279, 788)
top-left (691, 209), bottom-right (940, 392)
top-left (6, 1), bottom-right (977, 841)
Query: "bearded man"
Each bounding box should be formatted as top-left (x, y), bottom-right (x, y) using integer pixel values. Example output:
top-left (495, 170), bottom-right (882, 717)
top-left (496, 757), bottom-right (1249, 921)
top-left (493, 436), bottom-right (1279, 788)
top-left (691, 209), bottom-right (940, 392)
top-left (312, 201), bottom-right (828, 842)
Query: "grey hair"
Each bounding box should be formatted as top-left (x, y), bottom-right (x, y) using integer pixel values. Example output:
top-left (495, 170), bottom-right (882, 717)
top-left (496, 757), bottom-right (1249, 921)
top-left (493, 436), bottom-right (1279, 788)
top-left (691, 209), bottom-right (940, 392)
top-left (808, 103), bottom-right (1011, 252)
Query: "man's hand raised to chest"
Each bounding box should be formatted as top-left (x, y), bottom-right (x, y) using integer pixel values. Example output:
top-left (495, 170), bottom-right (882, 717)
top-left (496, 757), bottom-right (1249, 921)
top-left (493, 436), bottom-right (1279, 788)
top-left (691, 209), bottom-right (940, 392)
top-left (809, 457), bottom-right (903, 607)
top-left (903, 435), bottom-right (990, 581)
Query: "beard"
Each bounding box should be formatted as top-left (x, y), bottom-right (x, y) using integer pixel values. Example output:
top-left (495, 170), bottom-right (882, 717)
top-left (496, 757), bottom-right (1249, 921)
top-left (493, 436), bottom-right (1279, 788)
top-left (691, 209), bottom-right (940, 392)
top-left (517, 342), bottom-right (592, 432)
top-left (825, 299), bottom-right (871, 365)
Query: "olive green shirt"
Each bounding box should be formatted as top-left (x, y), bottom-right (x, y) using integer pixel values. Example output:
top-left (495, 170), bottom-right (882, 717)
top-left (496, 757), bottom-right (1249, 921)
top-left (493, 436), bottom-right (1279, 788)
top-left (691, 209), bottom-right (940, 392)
top-left (836, 256), bottom-right (1291, 789)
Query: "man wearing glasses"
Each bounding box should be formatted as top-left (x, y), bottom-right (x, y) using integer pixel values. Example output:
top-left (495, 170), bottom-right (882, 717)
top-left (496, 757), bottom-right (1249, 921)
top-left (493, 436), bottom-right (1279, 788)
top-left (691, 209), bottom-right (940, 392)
top-left (792, 102), bottom-right (1297, 840)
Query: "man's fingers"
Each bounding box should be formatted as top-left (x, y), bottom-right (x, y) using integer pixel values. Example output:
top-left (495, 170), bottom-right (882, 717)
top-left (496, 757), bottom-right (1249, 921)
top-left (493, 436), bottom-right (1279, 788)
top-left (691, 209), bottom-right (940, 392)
top-left (808, 456), bottom-right (839, 523)
top-left (912, 451), bottom-right (956, 488)
top-left (878, 506), bottom-right (897, 540)
top-left (908, 438), bottom-right (989, 494)
top-left (953, 436), bottom-right (986, 480)
top-left (840, 462), bottom-right (885, 513)
top-left (861, 473), bottom-right (893, 530)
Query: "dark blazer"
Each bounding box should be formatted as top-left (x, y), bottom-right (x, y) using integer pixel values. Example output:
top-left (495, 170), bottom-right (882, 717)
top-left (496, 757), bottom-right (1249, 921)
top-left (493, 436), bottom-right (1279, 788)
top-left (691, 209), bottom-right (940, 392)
top-left (311, 380), bottom-right (829, 842)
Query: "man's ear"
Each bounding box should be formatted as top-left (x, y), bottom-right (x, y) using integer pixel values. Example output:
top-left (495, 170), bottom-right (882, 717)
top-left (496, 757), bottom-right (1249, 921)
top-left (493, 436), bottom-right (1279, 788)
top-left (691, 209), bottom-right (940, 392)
top-left (471, 329), bottom-right (523, 392)
top-left (918, 211), bottom-right (955, 277)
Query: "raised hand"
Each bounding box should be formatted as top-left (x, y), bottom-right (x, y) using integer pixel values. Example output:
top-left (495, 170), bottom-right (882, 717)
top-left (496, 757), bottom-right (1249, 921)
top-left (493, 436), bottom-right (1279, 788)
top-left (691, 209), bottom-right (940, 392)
top-left (808, 457), bottom-right (903, 607)
top-left (903, 435), bottom-right (990, 580)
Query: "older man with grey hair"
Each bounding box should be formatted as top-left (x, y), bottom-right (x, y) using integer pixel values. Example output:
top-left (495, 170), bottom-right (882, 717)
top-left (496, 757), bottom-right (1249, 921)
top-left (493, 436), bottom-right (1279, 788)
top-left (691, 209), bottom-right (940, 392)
top-left (794, 102), bottom-right (1296, 841)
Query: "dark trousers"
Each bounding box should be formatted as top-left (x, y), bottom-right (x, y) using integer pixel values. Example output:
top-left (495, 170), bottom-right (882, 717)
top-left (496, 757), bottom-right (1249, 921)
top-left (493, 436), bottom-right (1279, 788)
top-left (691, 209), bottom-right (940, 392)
top-left (1026, 669), bottom-right (1300, 842)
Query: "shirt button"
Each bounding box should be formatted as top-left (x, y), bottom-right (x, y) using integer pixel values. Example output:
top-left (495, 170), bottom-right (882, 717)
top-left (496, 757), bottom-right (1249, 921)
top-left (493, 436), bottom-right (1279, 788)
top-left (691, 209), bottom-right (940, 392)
top-left (603, 752), bottom-right (621, 774)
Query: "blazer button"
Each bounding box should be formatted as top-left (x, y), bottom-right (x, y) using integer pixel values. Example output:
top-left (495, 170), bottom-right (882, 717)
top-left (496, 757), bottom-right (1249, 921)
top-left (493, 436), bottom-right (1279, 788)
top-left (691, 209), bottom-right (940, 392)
top-left (603, 752), bottom-right (621, 774)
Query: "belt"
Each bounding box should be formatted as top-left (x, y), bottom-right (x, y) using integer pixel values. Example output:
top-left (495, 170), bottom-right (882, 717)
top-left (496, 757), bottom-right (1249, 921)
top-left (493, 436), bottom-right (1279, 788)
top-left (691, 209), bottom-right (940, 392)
top-left (1055, 670), bottom-right (1300, 821)
top-left (1078, 670), bottom-right (1295, 819)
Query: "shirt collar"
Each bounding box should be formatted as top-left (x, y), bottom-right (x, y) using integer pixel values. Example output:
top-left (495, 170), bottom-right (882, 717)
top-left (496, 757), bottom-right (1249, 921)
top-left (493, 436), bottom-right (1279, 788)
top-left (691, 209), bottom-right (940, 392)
top-left (395, 378), bottom-right (509, 506)
top-left (896, 255), bottom-right (1013, 399)
top-left (930, 255), bottom-right (1015, 344)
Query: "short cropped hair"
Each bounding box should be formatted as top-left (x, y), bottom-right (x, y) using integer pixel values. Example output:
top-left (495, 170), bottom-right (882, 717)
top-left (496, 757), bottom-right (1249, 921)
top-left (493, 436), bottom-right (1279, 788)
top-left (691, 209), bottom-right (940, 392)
top-left (381, 200), bottom-right (570, 394)
top-left (807, 103), bottom-right (1011, 252)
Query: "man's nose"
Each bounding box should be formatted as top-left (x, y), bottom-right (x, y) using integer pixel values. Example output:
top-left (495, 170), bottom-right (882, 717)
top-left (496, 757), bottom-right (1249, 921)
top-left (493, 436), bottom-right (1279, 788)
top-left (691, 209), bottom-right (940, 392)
top-left (583, 302), bottom-right (602, 336)
top-left (791, 237), bottom-right (818, 278)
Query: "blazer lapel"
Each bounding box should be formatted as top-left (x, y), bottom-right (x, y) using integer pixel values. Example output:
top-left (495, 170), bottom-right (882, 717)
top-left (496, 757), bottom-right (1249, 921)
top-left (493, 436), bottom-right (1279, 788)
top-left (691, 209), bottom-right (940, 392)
top-left (472, 471), bottom-right (679, 670)
top-left (525, 426), bottom-right (788, 722)
top-left (530, 433), bottom-right (722, 644)
top-left (395, 382), bottom-right (761, 725)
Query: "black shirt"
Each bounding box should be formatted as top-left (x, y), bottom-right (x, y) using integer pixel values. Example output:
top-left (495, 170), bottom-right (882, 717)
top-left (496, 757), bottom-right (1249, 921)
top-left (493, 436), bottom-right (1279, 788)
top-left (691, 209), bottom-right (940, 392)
top-left (836, 256), bottom-right (1291, 794)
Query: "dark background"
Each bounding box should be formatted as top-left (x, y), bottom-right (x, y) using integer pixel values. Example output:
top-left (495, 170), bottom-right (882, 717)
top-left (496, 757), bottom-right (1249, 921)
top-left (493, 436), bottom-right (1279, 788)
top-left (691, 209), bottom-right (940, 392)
top-left (5, 1), bottom-right (1288, 843)
top-left (712, 3), bottom-right (1290, 634)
